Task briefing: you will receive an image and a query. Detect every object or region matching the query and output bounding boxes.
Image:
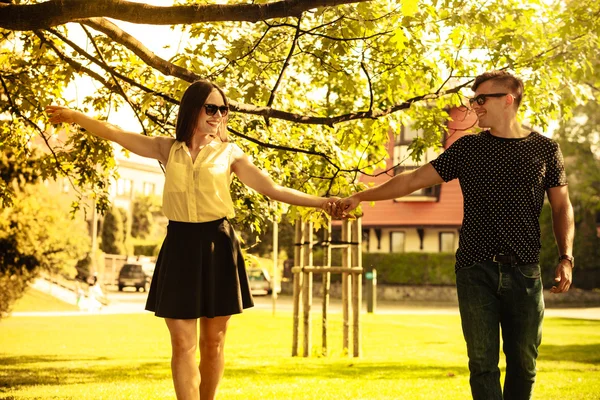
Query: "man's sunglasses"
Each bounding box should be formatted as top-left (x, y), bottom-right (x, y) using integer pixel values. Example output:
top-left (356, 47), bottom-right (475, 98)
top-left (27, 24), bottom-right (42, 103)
top-left (204, 104), bottom-right (229, 116)
top-left (468, 93), bottom-right (508, 106)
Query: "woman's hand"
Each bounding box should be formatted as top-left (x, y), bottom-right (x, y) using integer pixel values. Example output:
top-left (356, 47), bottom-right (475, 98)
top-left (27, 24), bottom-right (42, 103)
top-left (320, 197), bottom-right (341, 217)
top-left (45, 105), bottom-right (78, 125)
top-left (332, 195), bottom-right (361, 219)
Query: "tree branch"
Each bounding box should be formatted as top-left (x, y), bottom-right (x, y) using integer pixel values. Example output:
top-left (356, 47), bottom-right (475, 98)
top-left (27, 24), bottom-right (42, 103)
top-left (265, 20), bottom-right (393, 41)
top-left (80, 24), bottom-right (148, 136)
top-left (361, 61), bottom-right (373, 112)
top-left (266, 16), bottom-right (302, 109)
top-left (79, 18), bottom-right (201, 83)
top-left (46, 27), bottom-right (179, 105)
top-left (34, 31), bottom-right (117, 91)
top-left (206, 25), bottom-right (272, 80)
top-left (0, 73), bottom-right (81, 196)
top-left (228, 126), bottom-right (339, 171)
top-left (56, 14), bottom-right (473, 127)
top-left (0, 0), bottom-right (369, 31)
top-left (231, 81), bottom-right (472, 127)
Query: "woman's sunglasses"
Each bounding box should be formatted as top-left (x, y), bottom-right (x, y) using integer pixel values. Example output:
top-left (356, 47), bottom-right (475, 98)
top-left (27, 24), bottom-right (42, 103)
top-left (468, 93), bottom-right (507, 106)
top-left (204, 104), bottom-right (229, 116)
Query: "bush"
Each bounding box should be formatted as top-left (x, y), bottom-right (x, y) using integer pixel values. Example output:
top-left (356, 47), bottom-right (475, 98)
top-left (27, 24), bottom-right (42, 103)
top-left (133, 243), bottom-right (161, 257)
top-left (0, 269), bottom-right (34, 316)
top-left (363, 252), bottom-right (456, 285)
top-left (310, 248), bottom-right (456, 285)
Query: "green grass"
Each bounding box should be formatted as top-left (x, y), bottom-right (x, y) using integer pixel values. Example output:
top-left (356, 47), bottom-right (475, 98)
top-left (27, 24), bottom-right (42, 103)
top-left (11, 288), bottom-right (79, 312)
top-left (0, 310), bottom-right (599, 399)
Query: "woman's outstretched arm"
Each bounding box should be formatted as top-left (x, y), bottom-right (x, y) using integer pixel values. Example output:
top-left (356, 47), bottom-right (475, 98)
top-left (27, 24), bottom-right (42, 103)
top-left (45, 105), bottom-right (174, 165)
top-left (231, 153), bottom-right (336, 210)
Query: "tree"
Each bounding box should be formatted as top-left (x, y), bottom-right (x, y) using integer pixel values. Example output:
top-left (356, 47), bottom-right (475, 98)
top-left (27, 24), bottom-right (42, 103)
top-left (0, 185), bottom-right (89, 316)
top-left (1, 0), bottom-right (599, 234)
top-left (539, 100), bottom-right (600, 287)
top-left (100, 206), bottom-right (126, 255)
top-left (117, 206), bottom-right (133, 254)
top-left (131, 195), bottom-right (159, 239)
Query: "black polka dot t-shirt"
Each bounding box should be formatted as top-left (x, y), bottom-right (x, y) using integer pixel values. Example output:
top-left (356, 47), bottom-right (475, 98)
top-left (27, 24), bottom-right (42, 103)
top-left (430, 131), bottom-right (568, 271)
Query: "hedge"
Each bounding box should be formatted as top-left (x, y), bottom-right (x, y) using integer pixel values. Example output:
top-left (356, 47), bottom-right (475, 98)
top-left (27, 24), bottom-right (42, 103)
top-left (133, 243), bottom-right (161, 257)
top-left (313, 246), bottom-right (600, 288)
top-left (363, 252), bottom-right (456, 285)
top-left (310, 249), bottom-right (456, 285)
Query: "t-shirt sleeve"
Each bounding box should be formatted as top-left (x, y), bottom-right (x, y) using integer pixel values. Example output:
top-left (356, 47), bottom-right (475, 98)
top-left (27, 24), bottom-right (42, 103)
top-left (544, 142), bottom-right (568, 189)
top-left (430, 137), bottom-right (465, 182)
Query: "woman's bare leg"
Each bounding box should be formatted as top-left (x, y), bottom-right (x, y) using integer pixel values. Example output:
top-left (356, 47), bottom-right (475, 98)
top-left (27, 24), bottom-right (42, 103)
top-left (165, 318), bottom-right (200, 400)
top-left (199, 315), bottom-right (231, 400)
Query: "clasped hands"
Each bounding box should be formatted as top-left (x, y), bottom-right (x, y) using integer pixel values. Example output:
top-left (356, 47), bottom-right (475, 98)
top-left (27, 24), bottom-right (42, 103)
top-left (321, 195), bottom-right (360, 219)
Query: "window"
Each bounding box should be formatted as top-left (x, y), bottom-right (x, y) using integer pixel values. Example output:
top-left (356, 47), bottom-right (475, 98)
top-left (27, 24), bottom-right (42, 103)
top-left (117, 178), bottom-right (132, 197)
top-left (392, 123), bottom-right (441, 201)
top-left (362, 229), bottom-right (370, 252)
top-left (395, 123), bottom-right (421, 145)
top-left (62, 177), bottom-right (70, 193)
top-left (390, 231), bottom-right (405, 253)
top-left (439, 232), bottom-right (456, 253)
top-left (143, 182), bottom-right (155, 196)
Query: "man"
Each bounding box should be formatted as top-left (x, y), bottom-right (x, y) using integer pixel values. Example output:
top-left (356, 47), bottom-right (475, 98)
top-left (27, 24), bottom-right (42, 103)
top-left (333, 71), bottom-right (575, 400)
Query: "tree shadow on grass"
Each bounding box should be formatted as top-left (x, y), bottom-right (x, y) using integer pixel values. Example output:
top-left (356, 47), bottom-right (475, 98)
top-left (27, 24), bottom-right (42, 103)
top-left (0, 353), bottom-right (468, 391)
top-left (225, 361), bottom-right (469, 381)
top-left (0, 355), bottom-right (170, 390)
top-left (539, 343), bottom-right (600, 365)
top-left (0, 355), bottom-right (106, 366)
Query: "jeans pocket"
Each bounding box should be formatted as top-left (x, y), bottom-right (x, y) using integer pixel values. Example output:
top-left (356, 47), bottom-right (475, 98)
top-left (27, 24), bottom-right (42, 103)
top-left (516, 264), bottom-right (542, 296)
top-left (517, 263), bottom-right (541, 279)
top-left (456, 262), bottom-right (482, 288)
top-left (458, 262), bottom-right (482, 272)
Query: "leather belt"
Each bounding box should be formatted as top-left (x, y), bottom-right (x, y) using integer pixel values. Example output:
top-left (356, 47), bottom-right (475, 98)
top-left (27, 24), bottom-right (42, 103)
top-left (491, 253), bottom-right (518, 264)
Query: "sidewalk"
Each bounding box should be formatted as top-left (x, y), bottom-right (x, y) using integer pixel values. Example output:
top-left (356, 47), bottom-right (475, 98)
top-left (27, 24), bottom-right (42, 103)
top-left (11, 280), bottom-right (600, 320)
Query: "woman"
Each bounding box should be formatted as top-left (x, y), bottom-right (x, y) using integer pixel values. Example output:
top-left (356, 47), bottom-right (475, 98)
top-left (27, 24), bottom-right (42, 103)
top-left (46, 80), bottom-right (335, 400)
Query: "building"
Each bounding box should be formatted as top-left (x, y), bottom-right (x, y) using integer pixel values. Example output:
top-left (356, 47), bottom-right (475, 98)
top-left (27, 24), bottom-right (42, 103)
top-left (108, 147), bottom-right (165, 213)
top-left (355, 107), bottom-right (476, 254)
top-left (36, 128), bottom-right (165, 213)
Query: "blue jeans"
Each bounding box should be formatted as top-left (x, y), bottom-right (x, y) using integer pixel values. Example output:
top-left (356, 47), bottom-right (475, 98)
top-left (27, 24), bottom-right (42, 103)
top-left (456, 260), bottom-right (544, 400)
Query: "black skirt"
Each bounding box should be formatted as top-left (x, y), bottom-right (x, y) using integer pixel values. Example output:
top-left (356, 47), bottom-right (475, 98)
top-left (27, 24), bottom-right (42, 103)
top-left (145, 218), bottom-right (254, 319)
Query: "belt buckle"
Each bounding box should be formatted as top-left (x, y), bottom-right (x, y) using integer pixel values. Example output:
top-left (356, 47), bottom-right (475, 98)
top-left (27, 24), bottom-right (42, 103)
top-left (492, 253), bottom-right (507, 263)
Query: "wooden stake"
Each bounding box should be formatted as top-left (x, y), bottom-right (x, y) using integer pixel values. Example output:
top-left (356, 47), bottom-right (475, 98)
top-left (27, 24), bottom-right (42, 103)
top-left (351, 217), bottom-right (362, 357)
top-left (302, 221), bottom-right (313, 357)
top-left (341, 220), bottom-right (351, 353)
top-left (322, 219), bottom-right (331, 356)
top-left (291, 219), bottom-right (304, 357)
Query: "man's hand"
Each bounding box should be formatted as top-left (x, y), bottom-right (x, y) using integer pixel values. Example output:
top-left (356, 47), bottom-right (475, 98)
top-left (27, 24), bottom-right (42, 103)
top-left (550, 260), bottom-right (573, 293)
top-left (328, 195), bottom-right (360, 219)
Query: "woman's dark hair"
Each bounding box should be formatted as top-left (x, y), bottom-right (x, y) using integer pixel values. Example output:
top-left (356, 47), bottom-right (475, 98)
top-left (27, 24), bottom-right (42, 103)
top-left (175, 80), bottom-right (229, 144)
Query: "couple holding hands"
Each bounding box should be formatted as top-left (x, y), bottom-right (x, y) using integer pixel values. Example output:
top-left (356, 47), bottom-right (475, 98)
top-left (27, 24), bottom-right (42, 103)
top-left (46, 70), bottom-right (574, 400)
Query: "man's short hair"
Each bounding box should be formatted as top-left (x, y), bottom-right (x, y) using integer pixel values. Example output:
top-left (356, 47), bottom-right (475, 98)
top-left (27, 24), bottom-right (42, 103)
top-left (471, 71), bottom-right (524, 108)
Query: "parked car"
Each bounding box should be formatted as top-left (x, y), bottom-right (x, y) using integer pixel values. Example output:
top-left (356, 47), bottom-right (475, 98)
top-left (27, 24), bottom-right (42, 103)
top-left (118, 262), bottom-right (154, 292)
top-left (247, 268), bottom-right (280, 296)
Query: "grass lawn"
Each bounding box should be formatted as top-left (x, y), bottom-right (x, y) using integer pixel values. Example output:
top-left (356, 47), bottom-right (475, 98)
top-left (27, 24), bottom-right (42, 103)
top-left (0, 307), bottom-right (599, 399)
top-left (11, 288), bottom-right (79, 313)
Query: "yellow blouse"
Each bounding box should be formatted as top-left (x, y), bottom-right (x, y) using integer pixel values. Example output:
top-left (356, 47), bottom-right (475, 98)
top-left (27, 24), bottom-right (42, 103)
top-left (162, 139), bottom-right (243, 222)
